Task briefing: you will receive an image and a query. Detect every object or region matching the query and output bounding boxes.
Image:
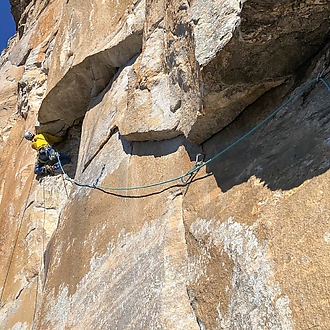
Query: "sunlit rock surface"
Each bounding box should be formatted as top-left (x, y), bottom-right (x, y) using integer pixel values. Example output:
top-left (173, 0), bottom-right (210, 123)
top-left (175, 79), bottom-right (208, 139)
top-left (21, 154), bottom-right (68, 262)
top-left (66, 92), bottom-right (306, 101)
top-left (1, 0), bottom-right (330, 329)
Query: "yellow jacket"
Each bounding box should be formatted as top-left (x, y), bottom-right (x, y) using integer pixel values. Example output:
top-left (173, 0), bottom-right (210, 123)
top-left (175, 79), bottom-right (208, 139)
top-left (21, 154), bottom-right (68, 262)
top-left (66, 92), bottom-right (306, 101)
top-left (31, 133), bottom-right (62, 151)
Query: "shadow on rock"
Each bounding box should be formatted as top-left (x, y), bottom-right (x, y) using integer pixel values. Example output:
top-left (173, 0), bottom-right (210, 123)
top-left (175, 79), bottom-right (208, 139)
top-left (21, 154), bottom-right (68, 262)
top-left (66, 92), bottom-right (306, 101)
top-left (54, 124), bottom-right (82, 179)
top-left (204, 76), bottom-right (330, 192)
top-left (120, 134), bottom-right (201, 162)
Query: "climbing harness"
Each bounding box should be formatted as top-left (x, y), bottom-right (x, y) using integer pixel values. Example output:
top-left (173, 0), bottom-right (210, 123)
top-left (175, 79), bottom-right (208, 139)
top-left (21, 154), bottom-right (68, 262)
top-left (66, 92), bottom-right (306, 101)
top-left (57, 76), bottom-right (330, 192)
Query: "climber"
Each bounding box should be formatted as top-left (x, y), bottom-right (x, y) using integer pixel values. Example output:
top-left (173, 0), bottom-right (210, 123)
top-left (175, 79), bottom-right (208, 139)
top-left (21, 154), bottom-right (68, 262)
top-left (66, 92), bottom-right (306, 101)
top-left (24, 131), bottom-right (71, 175)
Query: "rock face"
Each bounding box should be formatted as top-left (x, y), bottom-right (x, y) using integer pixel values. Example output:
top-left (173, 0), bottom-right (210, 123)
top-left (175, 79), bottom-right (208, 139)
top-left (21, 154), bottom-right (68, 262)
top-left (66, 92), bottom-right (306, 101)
top-left (1, 0), bottom-right (330, 329)
top-left (9, 0), bottom-right (33, 26)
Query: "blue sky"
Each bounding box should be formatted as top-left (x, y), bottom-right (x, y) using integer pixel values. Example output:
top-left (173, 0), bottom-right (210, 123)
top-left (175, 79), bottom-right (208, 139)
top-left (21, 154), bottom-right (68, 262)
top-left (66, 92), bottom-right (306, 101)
top-left (0, 0), bottom-right (16, 53)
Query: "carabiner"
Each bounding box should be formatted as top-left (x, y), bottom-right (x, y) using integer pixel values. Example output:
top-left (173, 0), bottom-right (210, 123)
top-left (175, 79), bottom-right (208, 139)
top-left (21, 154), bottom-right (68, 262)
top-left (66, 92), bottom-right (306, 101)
top-left (195, 153), bottom-right (203, 167)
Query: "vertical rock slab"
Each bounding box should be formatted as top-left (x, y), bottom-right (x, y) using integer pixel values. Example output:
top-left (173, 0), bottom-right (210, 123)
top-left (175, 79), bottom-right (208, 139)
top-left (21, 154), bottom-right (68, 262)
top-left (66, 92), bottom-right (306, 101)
top-left (0, 62), bottom-right (24, 149)
top-left (183, 63), bottom-right (330, 328)
top-left (164, 0), bottom-right (202, 138)
top-left (76, 61), bottom-right (132, 174)
top-left (0, 174), bottom-right (71, 329)
top-left (34, 134), bottom-right (201, 329)
top-left (119, 0), bottom-right (202, 141)
top-left (184, 169), bottom-right (330, 328)
top-left (121, 26), bottom-right (183, 140)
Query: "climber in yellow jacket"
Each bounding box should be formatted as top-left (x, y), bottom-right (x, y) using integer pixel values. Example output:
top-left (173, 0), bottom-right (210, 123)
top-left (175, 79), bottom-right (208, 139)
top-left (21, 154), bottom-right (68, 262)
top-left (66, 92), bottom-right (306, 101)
top-left (24, 131), bottom-right (71, 175)
top-left (28, 132), bottom-right (63, 151)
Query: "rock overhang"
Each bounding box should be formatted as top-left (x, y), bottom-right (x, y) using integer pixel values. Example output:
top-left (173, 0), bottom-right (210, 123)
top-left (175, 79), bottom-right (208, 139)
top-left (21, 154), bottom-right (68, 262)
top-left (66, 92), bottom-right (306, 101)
top-left (187, 0), bottom-right (330, 143)
top-left (36, 0), bottom-right (330, 145)
top-left (36, 0), bottom-right (146, 135)
top-left (37, 33), bottom-right (143, 135)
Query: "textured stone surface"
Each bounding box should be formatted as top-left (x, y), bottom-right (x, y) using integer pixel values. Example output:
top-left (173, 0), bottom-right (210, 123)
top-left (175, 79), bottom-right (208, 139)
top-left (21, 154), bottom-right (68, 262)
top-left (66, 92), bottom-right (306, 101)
top-left (119, 0), bottom-right (201, 141)
top-left (189, 0), bottom-right (242, 66)
top-left (0, 62), bottom-right (24, 148)
top-left (10, 0), bottom-right (33, 26)
top-left (183, 56), bottom-right (330, 328)
top-left (36, 0), bottom-right (330, 142)
top-left (1, 1), bottom-right (330, 330)
top-left (0, 176), bottom-right (71, 329)
top-left (184, 170), bottom-right (330, 329)
top-left (34, 134), bottom-right (200, 329)
top-left (38, 0), bottom-right (145, 135)
top-left (187, 0), bottom-right (330, 143)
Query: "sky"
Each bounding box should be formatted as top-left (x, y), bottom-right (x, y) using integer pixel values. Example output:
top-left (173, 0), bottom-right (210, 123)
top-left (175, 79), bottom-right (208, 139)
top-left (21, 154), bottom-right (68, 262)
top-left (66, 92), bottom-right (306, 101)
top-left (0, 0), bottom-right (16, 53)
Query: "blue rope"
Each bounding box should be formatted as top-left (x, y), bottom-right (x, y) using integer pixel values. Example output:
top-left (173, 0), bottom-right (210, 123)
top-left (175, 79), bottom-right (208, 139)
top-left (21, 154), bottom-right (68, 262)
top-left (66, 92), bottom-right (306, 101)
top-left (319, 77), bottom-right (330, 91)
top-left (58, 76), bottom-right (329, 191)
